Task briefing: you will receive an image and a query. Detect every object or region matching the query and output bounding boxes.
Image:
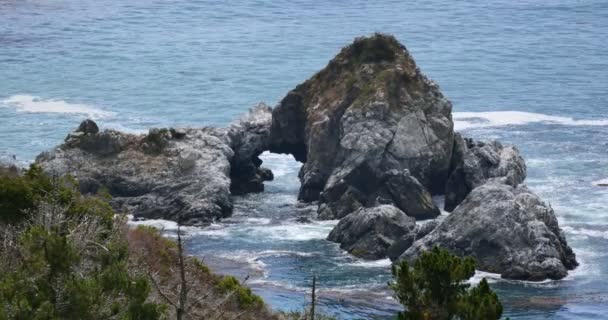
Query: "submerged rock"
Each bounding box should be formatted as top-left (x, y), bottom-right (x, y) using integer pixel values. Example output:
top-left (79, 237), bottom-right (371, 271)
top-left (269, 33), bottom-right (454, 219)
top-left (36, 112), bottom-right (273, 225)
top-left (401, 181), bottom-right (577, 281)
top-left (444, 133), bottom-right (526, 211)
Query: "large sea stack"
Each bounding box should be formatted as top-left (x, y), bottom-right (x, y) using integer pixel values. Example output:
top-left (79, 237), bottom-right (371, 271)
top-left (269, 34), bottom-right (453, 220)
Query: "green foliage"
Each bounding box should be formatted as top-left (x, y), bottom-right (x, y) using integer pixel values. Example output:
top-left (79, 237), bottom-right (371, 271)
top-left (216, 276), bottom-right (264, 308)
top-left (390, 246), bottom-right (503, 320)
top-left (0, 169), bottom-right (165, 320)
top-left (0, 165), bottom-right (114, 225)
top-left (456, 279), bottom-right (503, 320)
top-left (193, 258), bottom-right (210, 274)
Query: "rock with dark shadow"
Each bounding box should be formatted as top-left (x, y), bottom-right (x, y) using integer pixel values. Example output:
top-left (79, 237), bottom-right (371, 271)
top-left (327, 205), bottom-right (417, 260)
top-left (444, 133), bottom-right (526, 211)
top-left (227, 103), bottom-right (274, 195)
top-left (400, 181), bottom-right (577, 281)
top-left (269, 33), bottom-right (454, 219)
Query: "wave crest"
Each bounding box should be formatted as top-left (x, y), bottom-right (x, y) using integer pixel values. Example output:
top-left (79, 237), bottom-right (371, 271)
top-left (453, 111), bottom-right (608, 130)
top-left (1, 94), bottom-right (114, 118)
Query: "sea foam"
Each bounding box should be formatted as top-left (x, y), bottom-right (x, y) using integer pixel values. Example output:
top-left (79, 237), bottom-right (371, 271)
top-left (453, 111), bottom-right (608, 130)
top-left (1, 94), bottom-right (114, 118)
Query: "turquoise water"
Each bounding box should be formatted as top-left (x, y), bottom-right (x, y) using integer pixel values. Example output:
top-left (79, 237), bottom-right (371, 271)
top-left (2, 0), bottom-right (608, 318)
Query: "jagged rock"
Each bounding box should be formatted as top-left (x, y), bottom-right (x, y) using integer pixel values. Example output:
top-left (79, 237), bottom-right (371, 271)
top-left (401, 181), bottom-right (577, 281)
top-left (382, 169), bottom-right (440, 220)
top-left (269, 34), bottom-right (454, 219)
top-left (77, 119), bottom-right (99, 134)
top-left (327, 205), bottom-right (417, 259)
top-left (228, 104), bottom-right (274, 195)
top-left (65, 129), bottom-right (131, 156)
top-left (36, 114), bottom-right (273, 225)
top-left (444, 133), bottom-right (526, 211)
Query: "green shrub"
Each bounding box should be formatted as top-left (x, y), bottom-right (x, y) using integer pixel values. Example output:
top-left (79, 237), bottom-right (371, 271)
top-left (0, 169), bottom-right (165, 319)
top-left (390, 246), bottom-right (503, 320)
top-left (216, 276), bottom-right (264, 308)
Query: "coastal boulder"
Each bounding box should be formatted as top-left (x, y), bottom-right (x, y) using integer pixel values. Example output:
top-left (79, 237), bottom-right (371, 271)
top-left (444, 134), bottom-right (526, 211)
top-left (327, 205), bottom-right (417, 259)
top-left (401, 181), bottom-right (578, 281)
top-left (382, 169), bottom-right (440, 220)
top-left (269, 34), bottom-right (454, 219)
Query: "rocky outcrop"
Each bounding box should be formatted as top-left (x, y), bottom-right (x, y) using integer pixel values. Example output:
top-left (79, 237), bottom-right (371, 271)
top-left (317, 168), bottom-right (440, 220)
top-left (227, 104), bottom-right (274, 195)
top-left (327, 204), bottom-right (441, 260)
top-left (400, 181), bottom-right (577, 281)
top-left (444, 133), bottom-right (526, 211)
top-left (380, 169), bottom-right (440, 220)
top-left (269, 34), bottom-right (454, 220)
top-left (36, 109), bottom-right (273, 225)
top-left (327, 205), bottom-right (417, 259)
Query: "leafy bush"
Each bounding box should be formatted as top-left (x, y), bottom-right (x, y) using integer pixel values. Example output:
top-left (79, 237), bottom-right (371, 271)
top-left (390, 246), bottom-right (503, 320)
top-left (0, 170), bottom-right (165, 319)
top-left (216, 276), bottom-right (264, 308)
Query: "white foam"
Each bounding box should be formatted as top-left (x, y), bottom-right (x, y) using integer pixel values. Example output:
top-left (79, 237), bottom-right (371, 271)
top-left (247, 220), bottom-right (337, 241)
top-left (561, 226), bottom-right (608, 240)
top-left (126, 218), bottom-right (204, 237)
top-left (343, 258), bottom-right (392, 268)
top-left (258, 151), bottom-right (301, 178)
top-left (215, 249), bottom-right (315, 278)
top-left (592, 179), bottom-right (608, 187)
top-left (453, 111), bottom-right (608, 130)
top-left (1, 94), bottom-right (114, 118)
top-left (468, 270), bottom-right (503, 285)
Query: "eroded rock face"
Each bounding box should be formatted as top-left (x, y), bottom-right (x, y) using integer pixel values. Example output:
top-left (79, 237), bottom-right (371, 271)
top-left (227, 104), bottom-right (274, 195)
top-left (327, 205), bottom-right (417, 259)
top-left (401, 181), bottom-right (577, 281)
top-left (269, 34), bottom-right (454, 219)
top-left (36, 111), bottom-right (273, 225)
top-left (444, 133), bottom-right (526, 211)
top-left (317, 168), bottom-right (440, 220)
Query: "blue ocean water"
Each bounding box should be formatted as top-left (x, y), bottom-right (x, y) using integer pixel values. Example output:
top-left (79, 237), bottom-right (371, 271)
top-left (1, 0), bottom-right (607, 318)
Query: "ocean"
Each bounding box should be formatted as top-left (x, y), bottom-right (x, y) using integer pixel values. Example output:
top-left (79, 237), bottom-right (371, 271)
top-left (1, 0), bottom-right (607, 318)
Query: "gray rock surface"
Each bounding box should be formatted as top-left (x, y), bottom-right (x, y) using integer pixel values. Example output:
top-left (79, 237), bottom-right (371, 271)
top-left (269, 34), bottom-right (454, 219)
top-left (401, 181), bottom-right (577, 281)
top-left (227, 104), bottom-right (274, 194)
top-left (382, 169), bottom-right (440, 220)
top-left (36, 109), bottom-right (273, 225)
top-left (444, 133), bottom-right (526, 211)
top-left (327, 205), bottom-right (417, 259)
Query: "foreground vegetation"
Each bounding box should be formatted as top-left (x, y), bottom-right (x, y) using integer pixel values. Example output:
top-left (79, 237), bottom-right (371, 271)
top-left (391, 247), bottom-right (503, 320)
top-left (0, 165), bottom-right (278, 319)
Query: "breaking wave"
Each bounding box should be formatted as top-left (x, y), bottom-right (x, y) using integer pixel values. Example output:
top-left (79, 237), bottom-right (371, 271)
top-left (1, 94), bottom-right (114, 118)
top-left (453, 111), bottom-right (608, 130)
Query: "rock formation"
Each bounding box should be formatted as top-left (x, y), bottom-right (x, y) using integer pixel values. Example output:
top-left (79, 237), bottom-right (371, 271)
top-left (444, 133), bottom-right (526, 211)
top-left (327, 205), bottom-right (417, 259)
top-left (36, 106), bottom-right (273, 225)
top-left (34, 33), bottom-right (577, 281)
top-left (269, 33), bottom-right (453, 220)
top-left (227, 104), bottom-right (274, 195)
top-left (314, 34), bottom-right (575, 280)
top-left (400, 181), bottom-right (577, 281)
